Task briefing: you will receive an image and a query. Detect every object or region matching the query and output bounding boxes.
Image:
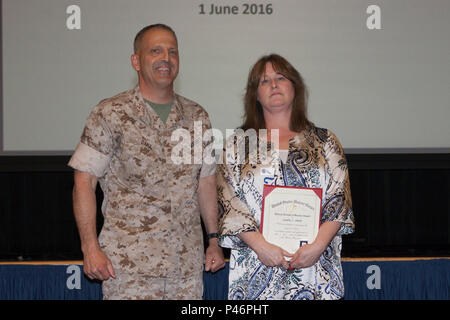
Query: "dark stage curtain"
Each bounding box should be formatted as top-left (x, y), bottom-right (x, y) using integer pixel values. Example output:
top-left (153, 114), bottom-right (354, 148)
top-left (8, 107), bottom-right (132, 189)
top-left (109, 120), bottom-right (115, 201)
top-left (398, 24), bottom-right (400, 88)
top-left (0, 154), bottom-right (449, 260)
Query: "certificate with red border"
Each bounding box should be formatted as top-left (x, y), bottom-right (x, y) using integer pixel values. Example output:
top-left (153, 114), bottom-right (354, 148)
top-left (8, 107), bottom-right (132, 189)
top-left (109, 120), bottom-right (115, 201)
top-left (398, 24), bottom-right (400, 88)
top-left (260, 185), bottom-right (323, 254)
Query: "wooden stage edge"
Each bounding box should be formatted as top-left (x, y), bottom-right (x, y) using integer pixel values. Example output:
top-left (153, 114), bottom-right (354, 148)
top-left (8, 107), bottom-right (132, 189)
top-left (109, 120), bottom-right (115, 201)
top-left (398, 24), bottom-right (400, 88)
top-left (1, 257), bottom-right (449, 265)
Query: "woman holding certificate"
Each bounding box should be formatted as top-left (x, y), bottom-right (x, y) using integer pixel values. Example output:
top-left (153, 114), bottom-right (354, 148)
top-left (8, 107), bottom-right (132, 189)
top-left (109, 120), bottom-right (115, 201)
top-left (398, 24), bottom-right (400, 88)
top-left (217, 54), bottom-right (355, 300)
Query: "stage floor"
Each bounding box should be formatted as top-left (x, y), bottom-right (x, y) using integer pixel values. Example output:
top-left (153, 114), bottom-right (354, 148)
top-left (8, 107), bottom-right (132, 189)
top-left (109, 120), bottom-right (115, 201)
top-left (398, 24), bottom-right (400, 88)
top-left (1, 257), bottom-right (449, 300)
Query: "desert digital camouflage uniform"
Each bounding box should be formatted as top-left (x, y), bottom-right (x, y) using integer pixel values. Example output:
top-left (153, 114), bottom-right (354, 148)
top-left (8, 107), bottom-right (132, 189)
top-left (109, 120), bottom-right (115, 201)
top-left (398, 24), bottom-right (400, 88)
top-left (68, 86), bottom-right (215, 299)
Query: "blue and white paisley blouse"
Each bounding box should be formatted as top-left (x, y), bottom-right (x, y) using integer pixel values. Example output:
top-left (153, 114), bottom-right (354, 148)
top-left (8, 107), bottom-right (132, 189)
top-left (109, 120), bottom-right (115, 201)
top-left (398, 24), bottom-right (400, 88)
top-left (217, 125), bottom-right (355, 300)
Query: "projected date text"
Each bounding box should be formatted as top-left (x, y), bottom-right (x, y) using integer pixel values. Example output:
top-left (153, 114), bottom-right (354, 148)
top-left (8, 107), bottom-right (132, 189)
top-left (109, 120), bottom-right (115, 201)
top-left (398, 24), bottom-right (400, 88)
top-left (199, 3), bottom-right (274, 15)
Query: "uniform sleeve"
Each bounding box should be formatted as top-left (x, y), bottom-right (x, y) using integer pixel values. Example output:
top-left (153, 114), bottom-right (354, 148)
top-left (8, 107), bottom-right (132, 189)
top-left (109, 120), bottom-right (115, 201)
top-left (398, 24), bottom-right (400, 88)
top-left (68, 105), bottom-right (114, 178)
top-left (217, 138), bottom-right (259, 249)
top-left (322, 130), bottom-right (355, 236)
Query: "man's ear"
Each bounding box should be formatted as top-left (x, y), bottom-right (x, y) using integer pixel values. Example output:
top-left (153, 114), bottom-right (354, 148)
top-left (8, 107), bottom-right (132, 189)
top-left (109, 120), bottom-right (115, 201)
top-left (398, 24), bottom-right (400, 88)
top-left (131, 54), bottom-right (140, 72)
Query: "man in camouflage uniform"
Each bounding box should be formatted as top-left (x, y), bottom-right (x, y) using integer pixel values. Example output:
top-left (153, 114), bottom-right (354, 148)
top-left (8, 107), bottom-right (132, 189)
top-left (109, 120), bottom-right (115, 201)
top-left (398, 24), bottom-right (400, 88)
top-left (69, 24), bottom-right (225, 299)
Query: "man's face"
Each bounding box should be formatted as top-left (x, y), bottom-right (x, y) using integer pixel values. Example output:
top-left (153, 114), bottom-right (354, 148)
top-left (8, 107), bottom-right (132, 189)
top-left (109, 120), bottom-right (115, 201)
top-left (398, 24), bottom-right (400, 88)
top-left (131, 28), bottom-right (179, 90)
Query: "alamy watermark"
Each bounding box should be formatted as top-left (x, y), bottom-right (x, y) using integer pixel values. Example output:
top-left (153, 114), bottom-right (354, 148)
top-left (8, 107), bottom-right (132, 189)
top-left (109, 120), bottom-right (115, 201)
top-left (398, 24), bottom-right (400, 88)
top-left (366, 264), bottom-right (381, 290)
top-left (66, 4), bottom-right (381, 31)
top-left (66, 264), bottom-right (81, 290)
top-left (170, 121), bottom-right (281, 166)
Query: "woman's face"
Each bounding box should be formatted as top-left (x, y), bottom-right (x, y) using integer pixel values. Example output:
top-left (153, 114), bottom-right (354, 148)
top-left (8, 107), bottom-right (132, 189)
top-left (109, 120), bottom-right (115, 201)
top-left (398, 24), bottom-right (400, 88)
top-left (256, 62), bottom-right (295, 114)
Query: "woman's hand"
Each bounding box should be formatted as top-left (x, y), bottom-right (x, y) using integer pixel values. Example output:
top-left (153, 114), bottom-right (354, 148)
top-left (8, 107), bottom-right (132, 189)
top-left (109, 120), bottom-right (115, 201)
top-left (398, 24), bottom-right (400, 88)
top-left (254, 241), bottom-right (293, 269)
top-left (289, 242), bottom-right (323, 269)
top-left (289, 221), bottom-right (342, 269)
top-left (238, 231), bottom-right (292, 269)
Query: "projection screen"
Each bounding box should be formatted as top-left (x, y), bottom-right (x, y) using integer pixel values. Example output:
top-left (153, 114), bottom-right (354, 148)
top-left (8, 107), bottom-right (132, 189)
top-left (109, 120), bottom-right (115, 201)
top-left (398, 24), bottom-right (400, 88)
top-left (1, 0), bottom-right (450, 155)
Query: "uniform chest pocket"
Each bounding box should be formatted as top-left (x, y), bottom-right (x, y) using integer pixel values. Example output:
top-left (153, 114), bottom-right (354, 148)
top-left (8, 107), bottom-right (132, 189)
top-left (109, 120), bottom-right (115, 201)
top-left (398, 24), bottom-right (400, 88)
top-left (116, 136), bottom-right (162, 186)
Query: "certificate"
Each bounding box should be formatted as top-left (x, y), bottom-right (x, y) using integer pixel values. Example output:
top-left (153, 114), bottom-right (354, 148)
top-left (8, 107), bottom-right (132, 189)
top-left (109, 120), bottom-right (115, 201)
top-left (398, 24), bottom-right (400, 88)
top-left (260, 185), bottom-right (322, 254)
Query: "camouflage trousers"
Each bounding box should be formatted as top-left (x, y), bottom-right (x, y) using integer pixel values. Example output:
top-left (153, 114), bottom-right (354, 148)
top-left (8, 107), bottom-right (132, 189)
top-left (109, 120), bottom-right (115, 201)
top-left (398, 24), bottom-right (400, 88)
top-left (102, 272), bottom-right (203, 300)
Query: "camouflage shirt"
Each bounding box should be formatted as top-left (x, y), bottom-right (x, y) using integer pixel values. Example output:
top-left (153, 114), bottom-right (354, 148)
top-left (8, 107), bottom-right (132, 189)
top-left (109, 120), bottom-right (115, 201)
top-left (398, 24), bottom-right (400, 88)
top-left (69, 87), bottom-right (215, 280)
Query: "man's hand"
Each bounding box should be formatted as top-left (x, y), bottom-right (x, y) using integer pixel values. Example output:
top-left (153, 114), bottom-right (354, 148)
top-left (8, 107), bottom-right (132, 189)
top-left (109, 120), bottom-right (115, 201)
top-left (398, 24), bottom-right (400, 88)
top-left (204, 239), bottom-right (226, 273)
top-left (83, 247), bottom-right (116, 281)
top-left (198, 175), bottom-right (226, 272)
top-left (73, 170), bottom-right (115, 281)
